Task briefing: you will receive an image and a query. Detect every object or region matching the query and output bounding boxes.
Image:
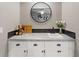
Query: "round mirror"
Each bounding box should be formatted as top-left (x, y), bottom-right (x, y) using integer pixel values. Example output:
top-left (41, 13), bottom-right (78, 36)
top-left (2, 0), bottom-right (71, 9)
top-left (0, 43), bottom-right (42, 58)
top-left (31, 2), bottom-right (52, 23)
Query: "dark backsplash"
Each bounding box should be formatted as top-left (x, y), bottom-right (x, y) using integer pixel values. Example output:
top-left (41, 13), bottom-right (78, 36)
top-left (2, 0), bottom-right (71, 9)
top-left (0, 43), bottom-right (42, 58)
top-left (32, 29), bottom-right (60, 33)
top-left (8, 30), bottom-right (19, 39)
top-left (8, 29), bottom-right (76, 39)
top-left (63, 29), bottom-right (76, 39)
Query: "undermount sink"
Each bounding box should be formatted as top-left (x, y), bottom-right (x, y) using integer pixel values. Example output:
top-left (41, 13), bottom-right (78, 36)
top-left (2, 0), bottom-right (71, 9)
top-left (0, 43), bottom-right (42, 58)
top-left (48, 33), bottom-right (64, 39)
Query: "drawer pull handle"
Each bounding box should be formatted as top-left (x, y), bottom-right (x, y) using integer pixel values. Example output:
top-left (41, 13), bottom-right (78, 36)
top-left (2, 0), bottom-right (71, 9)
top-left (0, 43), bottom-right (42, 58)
top-left (16, 44), bottom-right (20, 46)
top-left (33, 44), bottom-right (37, 46)
top-left (57, 50), bottom-right (61, 53)
top-left (57, 44), bottom-right (61, 46)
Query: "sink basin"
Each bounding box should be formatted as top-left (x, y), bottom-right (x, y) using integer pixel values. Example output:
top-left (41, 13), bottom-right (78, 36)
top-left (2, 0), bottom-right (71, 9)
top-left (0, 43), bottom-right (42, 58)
top-left (48, 33), bottom-right (64, 39)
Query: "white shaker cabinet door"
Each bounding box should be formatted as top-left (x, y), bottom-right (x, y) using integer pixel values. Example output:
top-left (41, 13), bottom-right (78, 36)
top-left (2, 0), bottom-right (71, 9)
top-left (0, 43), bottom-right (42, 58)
top-left (28, 41), bottom-right (44, 57)
top-left (8, 41), bottom-right (29, 57)
top-left (45, 41), bottom-right (58, 57)
top-left (45, 41), bottom-right (74, 57)
top-left (57, 41), bottom-right (75, 57)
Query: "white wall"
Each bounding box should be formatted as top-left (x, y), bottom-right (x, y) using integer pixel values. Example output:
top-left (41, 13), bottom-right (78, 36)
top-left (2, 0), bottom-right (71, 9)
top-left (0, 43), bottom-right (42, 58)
top-left (20, 2), bottom-right (62, 29)
top-left (62, 2), bottom-right (79, 57)
top-left (0, 2), bottom-right (20, 56)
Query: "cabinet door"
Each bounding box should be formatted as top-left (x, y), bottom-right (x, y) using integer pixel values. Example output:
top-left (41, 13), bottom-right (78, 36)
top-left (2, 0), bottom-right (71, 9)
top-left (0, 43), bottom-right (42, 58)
top-left (8, 40), bottom-right (29, 57)
top-left (57, 41), bottom-right (75, 57)
top-left (27, 41), bottom-right (44, 57)
top-left (45, 41), bottom-right (74, 57)
top-left (45, 41), bottom-right (58, 57)
top-left (8, 40), bottom-right (44, 57)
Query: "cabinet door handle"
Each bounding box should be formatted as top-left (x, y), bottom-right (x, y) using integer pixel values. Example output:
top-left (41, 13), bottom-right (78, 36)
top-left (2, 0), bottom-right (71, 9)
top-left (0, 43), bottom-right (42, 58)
top-left (57, 50), bottom-right (61, 53)
top-left (42, 50), bottom-right (44, 53)
top-left (42, 50), bottom-right (45, 53)
top-left (44, 50), bottom-right (45, 53)
top-left (24, 50), bottom-right (28, 55)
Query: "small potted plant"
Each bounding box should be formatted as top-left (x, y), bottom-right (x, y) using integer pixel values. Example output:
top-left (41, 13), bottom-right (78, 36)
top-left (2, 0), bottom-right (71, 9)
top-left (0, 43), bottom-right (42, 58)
top-left (56, 20), bottom-right (66, 34)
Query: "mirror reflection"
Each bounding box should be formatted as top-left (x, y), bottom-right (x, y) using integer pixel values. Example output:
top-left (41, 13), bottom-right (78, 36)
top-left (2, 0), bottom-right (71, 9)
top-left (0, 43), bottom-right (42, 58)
top-left (31, 2), bottom-right (52, 23)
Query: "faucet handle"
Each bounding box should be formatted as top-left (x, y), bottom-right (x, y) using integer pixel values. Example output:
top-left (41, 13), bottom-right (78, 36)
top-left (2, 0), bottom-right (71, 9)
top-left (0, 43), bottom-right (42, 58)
top-left (52, 27), bottom-right (54, 29)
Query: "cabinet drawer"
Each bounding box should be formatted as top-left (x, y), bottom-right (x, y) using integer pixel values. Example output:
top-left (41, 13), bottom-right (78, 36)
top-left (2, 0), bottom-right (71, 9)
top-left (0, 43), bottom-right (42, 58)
top-left (48, 41), bottom-right (75, 49)
top-left (8, 41), bottom-right (29, 48)
top-left (56, 41), bottom-right (74, 49)
top-left (45, 41), bottom-right (74, 49)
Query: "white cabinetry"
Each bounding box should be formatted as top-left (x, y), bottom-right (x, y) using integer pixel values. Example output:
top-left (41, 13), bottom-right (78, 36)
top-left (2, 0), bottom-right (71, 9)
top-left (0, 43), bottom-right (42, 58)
top-left (8, 40), bottom-right (44, 57)
top-left (45, 41), bottom-right (74, 57)
top-left (27, 41), bottom-right (44, 57)
top-left (8, 41), bottom-right (28, 57)
top-left (8, 40), bottom-right (74, 57)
